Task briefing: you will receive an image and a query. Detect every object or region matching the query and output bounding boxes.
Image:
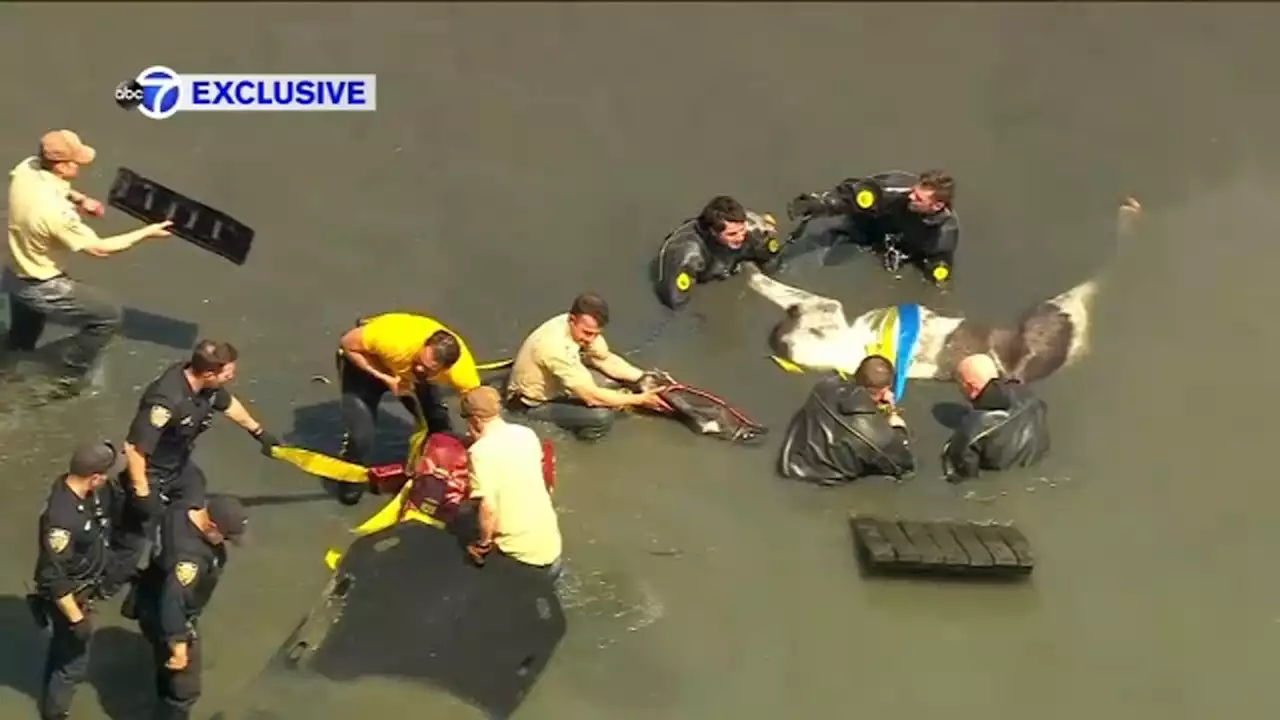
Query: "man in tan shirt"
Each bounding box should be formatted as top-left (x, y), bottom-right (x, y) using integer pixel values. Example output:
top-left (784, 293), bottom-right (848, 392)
top-left (505, 292), bottom-right (667, 440)
top-left (461, 387), bottom-right (564, 580)
top-left (4, 130), bottom-right (171, 396)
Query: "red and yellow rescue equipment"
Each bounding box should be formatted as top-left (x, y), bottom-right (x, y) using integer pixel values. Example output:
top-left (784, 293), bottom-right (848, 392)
top-left (269, 423), bottom-right (556, 570)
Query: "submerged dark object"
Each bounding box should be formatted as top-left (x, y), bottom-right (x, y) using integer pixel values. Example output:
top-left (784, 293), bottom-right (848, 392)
top-left (639, 371), bottom-right (767, 444)
top-left (849, 514), bottom-right (1034, 579)
top-left (213, 522), bottom-right (566, 719)
top-left (107, 167), bottom-right (255, 265)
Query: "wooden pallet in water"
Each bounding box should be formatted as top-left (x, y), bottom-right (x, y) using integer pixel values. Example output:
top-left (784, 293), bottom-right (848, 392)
top-left (850, 514), bottom-right (1034, 579)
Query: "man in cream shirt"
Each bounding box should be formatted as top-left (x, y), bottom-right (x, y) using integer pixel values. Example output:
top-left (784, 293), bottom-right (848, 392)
top-left (5, 129), bottom-right (171, 396)
top-left (462, 386), bottom-right (563, 581)
top-left (505, 292), bottom-right (667, 441)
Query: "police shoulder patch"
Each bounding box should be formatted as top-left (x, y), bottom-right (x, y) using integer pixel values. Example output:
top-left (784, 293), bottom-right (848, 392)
top-left (46, 528), bottom-right (71, 553)
top-left (149, 404), bottom-right (172, 428)
top-left (174, 561), bottom-right (199, 587)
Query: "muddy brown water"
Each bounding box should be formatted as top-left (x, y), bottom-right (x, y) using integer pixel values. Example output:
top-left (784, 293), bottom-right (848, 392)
top-left (0, 3), bottom-right (1277, 719)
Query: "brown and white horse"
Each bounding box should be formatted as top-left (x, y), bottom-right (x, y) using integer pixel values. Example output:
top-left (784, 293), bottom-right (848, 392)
top-left (747, 198), bottom-right (1141, 384)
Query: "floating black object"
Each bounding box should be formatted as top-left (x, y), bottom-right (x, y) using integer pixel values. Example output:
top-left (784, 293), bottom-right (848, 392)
top-left (215, 523), bottom-right (566, 719)
top-left (107, 167), bottom-right (255, 265)
top-left (850, 514), bottom-right (1035, 579)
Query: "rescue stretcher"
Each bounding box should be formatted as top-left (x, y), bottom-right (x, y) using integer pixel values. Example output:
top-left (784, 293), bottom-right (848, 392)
top-left (107, 167), bottom-right (256, 266)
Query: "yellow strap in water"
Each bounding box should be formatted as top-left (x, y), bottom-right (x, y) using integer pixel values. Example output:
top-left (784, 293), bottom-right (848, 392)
top-left (270, 446), bottom-right (369, 484)
top-left (771, 355), bottom-right (806, 374)
top-left (323, 548), bottom-right (343, 570)
top-left (351, 483), bottom-right (413, 536)
top-left (476, 358), bottom-right (513, 371)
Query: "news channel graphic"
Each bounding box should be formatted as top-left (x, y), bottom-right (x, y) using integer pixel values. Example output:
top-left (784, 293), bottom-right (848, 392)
top-left (115, 66), bottom-right (377, 120)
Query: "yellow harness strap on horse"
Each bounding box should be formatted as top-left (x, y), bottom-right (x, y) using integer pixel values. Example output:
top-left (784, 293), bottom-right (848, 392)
top-left (322, 401), bottom-right (441, 570)
top-left (324, 480), bottom-right (445, 569)
top-left (862, 306), bottom-right (901, 365)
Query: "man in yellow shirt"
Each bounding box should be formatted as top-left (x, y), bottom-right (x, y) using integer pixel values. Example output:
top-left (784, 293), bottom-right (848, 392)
top-left (336, 312), bottom-right (480, 502)
top-left (505, 293), bottom-right (667, 441)
top-left (4, 130), bottom-right (171, 396)
top-left (461, 387), bottom-right (563, 581)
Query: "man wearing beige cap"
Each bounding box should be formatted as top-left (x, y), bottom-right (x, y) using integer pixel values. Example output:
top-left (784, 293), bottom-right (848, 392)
top-left (4, 129), bottom-right (172, 397)
top-left (462, 386), bottom-right (563, 581)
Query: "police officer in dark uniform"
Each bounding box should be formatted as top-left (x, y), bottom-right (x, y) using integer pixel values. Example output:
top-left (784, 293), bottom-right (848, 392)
top-left (942, 353), bottom-right (1050, 482)
top-left (787, 169), bottom-right (960, 287)
top-left (119, 340), bottom-right (276, 558)
top-left (778, 355), bottom-right (916, 484)
top-left (654, 195), bottom-right (784, 309)
top-left (31, 441), bottom-right (130, 720)
top-left (133, 494), bottom-right (247, 720)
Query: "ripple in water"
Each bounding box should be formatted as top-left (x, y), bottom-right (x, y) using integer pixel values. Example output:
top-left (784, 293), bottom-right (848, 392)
top-left (554, 560), bottom-right (665, 650)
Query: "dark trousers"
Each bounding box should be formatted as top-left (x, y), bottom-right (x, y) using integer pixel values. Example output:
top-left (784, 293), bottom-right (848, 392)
top-left (39, 605), bottom-right (94, 720)
top-left (505, 369), bottom-right (621, 441)
top-left (112, 464), bottom-right (208, 574)
top-left (4, 270), bottom-right (123, 377)
top-left (507, 397), bottom-right (618, 441)
top-left (139, 609), bottom-right (203, 720)
top-left (336, 353), bottom-right (451, 503)
top-left (338, 353), bottom-right (451, 461)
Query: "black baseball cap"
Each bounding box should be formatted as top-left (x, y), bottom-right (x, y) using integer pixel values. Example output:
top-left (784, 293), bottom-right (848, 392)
top-left (69, 441), bottom-right (126, 477)
top-left (206, 494), bottom-right (249, 543)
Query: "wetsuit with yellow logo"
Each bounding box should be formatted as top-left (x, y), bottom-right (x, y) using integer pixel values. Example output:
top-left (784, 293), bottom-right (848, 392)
top-left (789, 171), bottom-right (959, 287)
top-left (338, 313), bottom-right (479, 470)
top-left (655, 210), bottom-right (782, 309)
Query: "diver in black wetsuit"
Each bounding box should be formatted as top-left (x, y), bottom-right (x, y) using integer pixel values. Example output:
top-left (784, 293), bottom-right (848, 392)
top-left (778, 355), bottom-right (916, 484)
top-left (653, 196), bottom-right (783, 309)
top-left (787, 169), bottom-right (960, 287)
top-left (942, 354), bottom-right (1050, 482)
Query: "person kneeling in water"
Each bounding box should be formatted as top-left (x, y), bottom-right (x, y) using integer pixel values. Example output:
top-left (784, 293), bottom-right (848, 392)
top-left (654, 195), bottom-right (783, 309)
top-left (778, 355), bottom-right (916, 484)
top-left (505, 293), bottom-right (668, 441)
top-left (942, 354), bottom-right (1050, 482)
top-left (462, 388), bottom-right (564, 582)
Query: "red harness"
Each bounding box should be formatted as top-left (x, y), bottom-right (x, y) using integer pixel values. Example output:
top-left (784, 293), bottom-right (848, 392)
top-left (369, 434), bottom-right (557, 524)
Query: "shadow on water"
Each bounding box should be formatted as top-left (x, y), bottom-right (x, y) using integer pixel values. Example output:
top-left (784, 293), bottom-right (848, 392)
top-left (0, 595), bottom-right (46, 705)
top-left (0, 595), bottom-right (155, 720)
top-left (285, 400), bottom-right (417, 465)
top-left (0, 307), bottom-right (197, 400)
top-left (119, 308), bottom-right (201, 350)
top-left (285, 399), bottom-right (420, 503)
top-left (240, 491), bottom-right (334, 509)
top-left (0, 303), bottom-right (199, 351)
top-left (931, 401), bottom-right (969, 430)
top-left (88, 626), bottom-right (155, 720)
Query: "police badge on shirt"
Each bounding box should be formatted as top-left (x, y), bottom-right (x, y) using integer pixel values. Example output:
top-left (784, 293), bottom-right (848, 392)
top-left (175, 561), bottom-right (199, 587)
top-left (47, 528), bottom-right (71, 554)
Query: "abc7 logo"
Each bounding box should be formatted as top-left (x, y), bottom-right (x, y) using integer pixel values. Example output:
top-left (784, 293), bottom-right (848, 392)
top-left (114, 67), bottom-right (181, 120)
top-left (114, 80), bottom-right (146, 109)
